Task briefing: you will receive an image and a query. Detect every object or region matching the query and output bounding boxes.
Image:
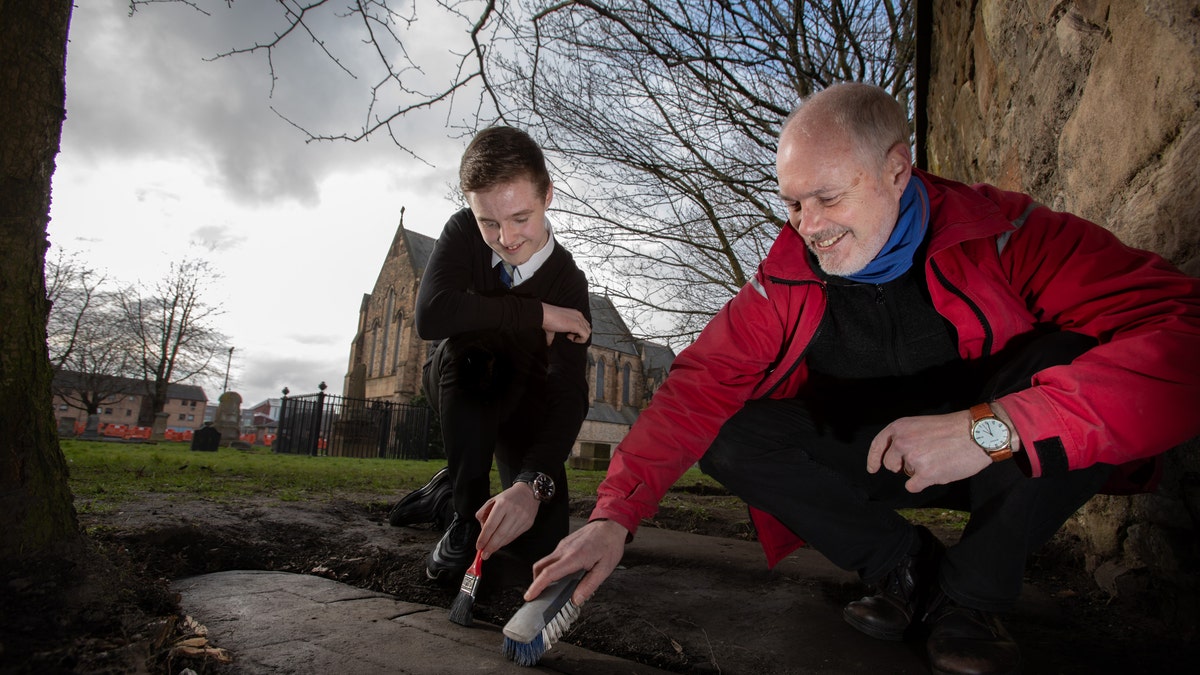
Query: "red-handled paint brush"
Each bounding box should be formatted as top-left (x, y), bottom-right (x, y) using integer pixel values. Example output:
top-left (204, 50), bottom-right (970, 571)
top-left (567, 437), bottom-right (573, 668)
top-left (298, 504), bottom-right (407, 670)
top-left (448, 549), bottom-right (484, 626)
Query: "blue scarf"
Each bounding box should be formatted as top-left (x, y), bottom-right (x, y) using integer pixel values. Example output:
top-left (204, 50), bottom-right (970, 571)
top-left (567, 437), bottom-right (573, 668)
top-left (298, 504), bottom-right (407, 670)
top-left (845, 176), bottom-right (929, 284)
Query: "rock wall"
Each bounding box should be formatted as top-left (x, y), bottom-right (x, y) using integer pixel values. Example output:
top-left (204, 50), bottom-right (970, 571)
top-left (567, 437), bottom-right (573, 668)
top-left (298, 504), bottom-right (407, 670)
top-left (926, 0), bottom-right (1200, 630)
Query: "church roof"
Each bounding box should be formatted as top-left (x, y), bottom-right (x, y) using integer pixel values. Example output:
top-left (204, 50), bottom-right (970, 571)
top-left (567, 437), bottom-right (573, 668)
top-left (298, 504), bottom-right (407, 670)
top-left (403, 229), bottom-right (438, 277)
top-left (589, 295), bottom-right (639, 356)
top-left (637, 340), bottom-right (676, 373)
top-left (586, 401), bottom-right (641, 425)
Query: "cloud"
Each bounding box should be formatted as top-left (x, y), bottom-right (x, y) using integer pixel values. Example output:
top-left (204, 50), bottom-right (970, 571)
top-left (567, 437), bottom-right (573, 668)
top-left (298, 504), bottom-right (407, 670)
top-left (237, 354), bottom-right (349, 401)
top-left (189, 224), bottom-right (248, 253)
top-left (288, 333), bottom-right (343, 347)
top-left (53, 0), bottom-right (497, 411)
top-left (65, 0), bottom-right (484, 209)
top-left (135, 186), bottom-right (181, 203)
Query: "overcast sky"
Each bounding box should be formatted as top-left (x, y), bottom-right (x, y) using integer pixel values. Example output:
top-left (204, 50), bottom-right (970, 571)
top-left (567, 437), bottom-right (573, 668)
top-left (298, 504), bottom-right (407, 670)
top-left (50, 0), bottom-right (491, 407)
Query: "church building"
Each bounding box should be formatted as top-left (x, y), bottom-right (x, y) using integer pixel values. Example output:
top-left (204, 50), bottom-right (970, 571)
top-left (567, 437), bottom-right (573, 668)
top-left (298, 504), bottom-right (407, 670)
top-left (346, 215), bottom-right (675, 468)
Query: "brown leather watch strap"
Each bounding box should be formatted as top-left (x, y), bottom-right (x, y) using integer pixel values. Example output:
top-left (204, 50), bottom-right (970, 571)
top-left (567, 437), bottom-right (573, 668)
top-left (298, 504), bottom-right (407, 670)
top-left (969, 403), bottom-right (1013, 462)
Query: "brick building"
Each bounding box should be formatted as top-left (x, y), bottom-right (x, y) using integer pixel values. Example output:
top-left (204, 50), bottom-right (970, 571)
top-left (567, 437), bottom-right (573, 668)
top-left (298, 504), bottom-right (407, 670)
top-left (51, 370), bottom-right (208, 433)
top-left (240, 398), bottom-right (282, 436)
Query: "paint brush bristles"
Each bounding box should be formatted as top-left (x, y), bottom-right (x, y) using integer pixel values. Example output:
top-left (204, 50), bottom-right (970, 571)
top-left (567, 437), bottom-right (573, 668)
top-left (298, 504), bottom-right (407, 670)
top-left (448, 550), bottom-right (484, 626)
top-left (501, 570), bottom-right (585, 666)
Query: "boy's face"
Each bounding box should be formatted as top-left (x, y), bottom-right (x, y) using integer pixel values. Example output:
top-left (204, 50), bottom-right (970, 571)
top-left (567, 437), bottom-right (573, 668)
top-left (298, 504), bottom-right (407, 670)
top-left (466, 177), bottom-right (553, 267)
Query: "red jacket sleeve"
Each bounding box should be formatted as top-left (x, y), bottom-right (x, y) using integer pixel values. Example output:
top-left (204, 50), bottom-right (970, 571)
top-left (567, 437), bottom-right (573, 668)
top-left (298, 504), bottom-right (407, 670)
top-left (989, 198), bottom-right (1200, 476)
top-left (590, 272), bottom-right (792, 536)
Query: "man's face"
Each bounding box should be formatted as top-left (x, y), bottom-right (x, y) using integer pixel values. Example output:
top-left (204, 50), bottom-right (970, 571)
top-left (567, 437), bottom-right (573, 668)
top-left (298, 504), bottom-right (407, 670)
top-left (776, 122), bottom-right (909, 277)
top-left (466, 177), bottom-right (553, 267)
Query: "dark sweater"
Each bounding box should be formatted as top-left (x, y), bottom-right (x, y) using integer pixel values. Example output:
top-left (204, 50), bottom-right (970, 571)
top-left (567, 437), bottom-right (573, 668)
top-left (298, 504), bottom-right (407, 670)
top-left (803, 253), bottom-right (977, 427)
top-left (415, 208), bottom-right (591, 474)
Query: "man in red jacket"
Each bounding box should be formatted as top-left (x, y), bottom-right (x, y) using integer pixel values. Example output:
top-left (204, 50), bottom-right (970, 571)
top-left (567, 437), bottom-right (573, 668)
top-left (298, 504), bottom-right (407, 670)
top-left (526, 84), bottom-right (1200, 674)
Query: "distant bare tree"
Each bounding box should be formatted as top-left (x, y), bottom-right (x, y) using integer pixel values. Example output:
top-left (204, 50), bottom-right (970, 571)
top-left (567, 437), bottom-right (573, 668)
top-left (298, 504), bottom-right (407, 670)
top-left (120, 259), bottom-right (227, 425)
top-left (131, 0), bottom-right (913, 345)
top-left (45, 249), bottom-right (137, 417)
top-left (45, 248), bottom-right (105, 373)
top-left (51, 370), bottom-right (135, 422)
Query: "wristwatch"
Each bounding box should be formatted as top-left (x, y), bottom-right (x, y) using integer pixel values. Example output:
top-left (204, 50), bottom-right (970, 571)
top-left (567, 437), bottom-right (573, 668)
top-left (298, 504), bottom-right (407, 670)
top-left (514, 471), bottom-right (556, 503)
top-left (969, 403), bottom-right (1013, 462)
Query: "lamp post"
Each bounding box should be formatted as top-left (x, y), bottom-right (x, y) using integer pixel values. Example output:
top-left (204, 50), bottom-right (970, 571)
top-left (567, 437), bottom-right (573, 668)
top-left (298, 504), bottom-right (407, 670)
top-left (222, 346), bottom-right (235, 392)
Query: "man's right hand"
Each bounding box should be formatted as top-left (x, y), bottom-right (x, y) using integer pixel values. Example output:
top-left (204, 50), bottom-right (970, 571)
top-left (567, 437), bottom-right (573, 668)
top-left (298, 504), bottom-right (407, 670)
top-left (526, 519), bottom-right (628, 606)
top-left (541, 303), bottom-right (591, 344)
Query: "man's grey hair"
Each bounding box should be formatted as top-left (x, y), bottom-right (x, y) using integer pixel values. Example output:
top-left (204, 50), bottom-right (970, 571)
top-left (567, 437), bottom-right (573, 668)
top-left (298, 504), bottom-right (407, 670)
top-left (783, 83), bottom-right (910, 170)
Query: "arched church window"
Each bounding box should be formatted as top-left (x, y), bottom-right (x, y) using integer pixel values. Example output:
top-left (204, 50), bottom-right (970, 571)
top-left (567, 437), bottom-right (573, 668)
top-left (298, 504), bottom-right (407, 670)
top-left (392, 310), bottom-right (404, 372)
top-left (381, 290), bottom-right (394, 374)
top-left (368, 321), bottom-right (380, 377)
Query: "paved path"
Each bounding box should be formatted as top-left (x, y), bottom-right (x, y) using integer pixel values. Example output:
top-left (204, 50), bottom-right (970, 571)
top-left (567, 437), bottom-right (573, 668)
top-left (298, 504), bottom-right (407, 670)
top-left (174, 569), bottom-right (674, 674)
top-left (174, 524), bottom-right (1087, 674)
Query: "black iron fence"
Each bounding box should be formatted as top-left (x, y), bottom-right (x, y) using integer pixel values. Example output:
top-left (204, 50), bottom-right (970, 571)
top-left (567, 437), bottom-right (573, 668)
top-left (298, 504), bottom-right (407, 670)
top-left (274, 383), bottom-right (434, 459)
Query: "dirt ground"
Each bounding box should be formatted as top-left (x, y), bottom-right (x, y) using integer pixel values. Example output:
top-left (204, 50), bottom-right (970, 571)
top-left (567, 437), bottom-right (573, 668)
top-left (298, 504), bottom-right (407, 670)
top-left (3, 485), bottom-right (1198, 674)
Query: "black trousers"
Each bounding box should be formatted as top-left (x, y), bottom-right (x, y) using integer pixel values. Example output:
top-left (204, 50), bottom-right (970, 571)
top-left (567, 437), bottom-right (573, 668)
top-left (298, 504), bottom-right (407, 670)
top-left (699, 331), bottom-right (1114, 612)
top-left (422, 332), bottom-right (569, 563)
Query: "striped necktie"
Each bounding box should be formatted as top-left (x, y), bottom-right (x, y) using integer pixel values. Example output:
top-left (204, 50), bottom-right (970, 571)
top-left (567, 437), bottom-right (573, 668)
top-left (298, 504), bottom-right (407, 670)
top-left (499, 262), bottom-right (516, 288)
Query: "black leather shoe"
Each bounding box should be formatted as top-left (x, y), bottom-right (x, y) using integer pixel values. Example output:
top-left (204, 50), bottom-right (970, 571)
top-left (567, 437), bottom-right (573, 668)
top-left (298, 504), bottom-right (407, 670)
top-left (925, 591), bottom-right (1021, 675)
top-left (388, 466), bottom-right (452, 527)
top-left (843, 524), bottom-right (944, 641)
top-left (425, 512), bottom-right (481, 582)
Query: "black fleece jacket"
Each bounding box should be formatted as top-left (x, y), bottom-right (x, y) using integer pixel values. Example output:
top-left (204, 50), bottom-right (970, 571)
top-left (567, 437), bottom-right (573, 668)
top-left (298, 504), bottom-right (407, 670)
top-left (414, 207), bottom-right (591, 474)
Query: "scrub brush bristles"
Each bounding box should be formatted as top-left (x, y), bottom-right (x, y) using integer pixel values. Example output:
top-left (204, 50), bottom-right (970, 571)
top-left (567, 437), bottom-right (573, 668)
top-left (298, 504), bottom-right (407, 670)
top-left (501, 570), bottom-right (585, 666)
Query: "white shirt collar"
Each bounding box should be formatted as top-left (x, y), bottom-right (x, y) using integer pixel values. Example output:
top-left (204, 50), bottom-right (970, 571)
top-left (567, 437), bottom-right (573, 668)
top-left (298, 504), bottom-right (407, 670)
top-left (491, 217), bottom-right (556, 287)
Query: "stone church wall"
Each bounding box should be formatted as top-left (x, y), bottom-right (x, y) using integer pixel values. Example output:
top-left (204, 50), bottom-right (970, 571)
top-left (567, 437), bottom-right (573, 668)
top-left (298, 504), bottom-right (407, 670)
top-left (588, 352), bottom-right (646, 410)
top-left (350, 233), bottom-right (426, 404)
top-left (927, 0), bottom-right (1200, 628)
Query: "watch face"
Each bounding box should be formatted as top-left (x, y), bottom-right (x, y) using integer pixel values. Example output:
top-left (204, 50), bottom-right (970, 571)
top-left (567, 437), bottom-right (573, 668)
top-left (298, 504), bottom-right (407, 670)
top-left (972, 418), bottom-right (1010, 451)
top-left (532, 473), bottom-right (555, 501)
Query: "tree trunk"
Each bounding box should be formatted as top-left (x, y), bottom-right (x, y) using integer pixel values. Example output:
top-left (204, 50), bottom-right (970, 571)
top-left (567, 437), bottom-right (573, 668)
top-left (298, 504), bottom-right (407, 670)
top-left (151, 379), bottom-right (170, 426)
top-left (0, 0), bottom-right (78, 558)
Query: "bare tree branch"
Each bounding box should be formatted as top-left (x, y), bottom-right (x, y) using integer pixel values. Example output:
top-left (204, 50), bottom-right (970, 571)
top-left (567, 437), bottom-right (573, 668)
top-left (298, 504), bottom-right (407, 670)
top-left (120, 259), bottom-right (228, 424)
top-left (494, 1), bottom-right (912, 346)
top-left (45, 249), bottom-right (106, 374)
top-left (45, 249), bottom-right (142, 416)
top-left (130, 0), bottom-right (912, 348)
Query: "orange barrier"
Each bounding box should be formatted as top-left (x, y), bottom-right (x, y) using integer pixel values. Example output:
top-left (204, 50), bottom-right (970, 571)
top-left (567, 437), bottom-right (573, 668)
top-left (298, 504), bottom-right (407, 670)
top-left (126, 426), bottom-right (152, 440)
top-left (102, 424), bottom-right (127, 438)
top-left (68, 422), bottom-right (203, 442)
top-left (263, 433), bottom-right (276, 447)
top-left (164, 429), bottom-right (196, 442)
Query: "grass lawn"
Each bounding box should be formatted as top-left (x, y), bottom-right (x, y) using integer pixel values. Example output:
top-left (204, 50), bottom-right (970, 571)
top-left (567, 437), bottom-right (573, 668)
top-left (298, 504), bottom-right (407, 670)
top-left (61, 439), bottom-right (719, 513)
top-left (61, 439), bottom-right (964, 532)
